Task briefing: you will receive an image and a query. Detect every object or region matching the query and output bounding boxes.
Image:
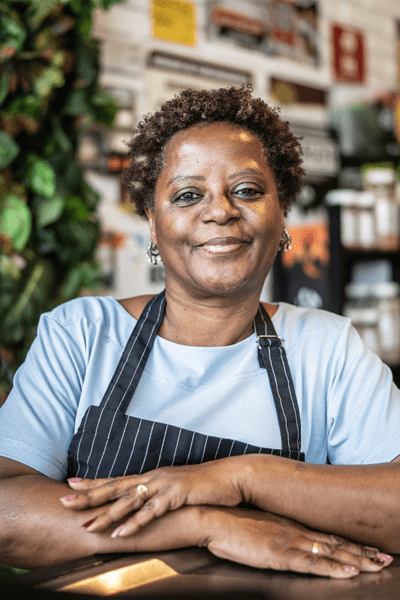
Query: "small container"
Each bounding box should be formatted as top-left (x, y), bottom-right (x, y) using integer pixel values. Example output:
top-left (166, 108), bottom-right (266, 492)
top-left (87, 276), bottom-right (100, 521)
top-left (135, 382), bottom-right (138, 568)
top-left (363, 168), bottom-right (399, 251)
top-left (343, 283), bottom-right (379, 354)
top-left (375, 281), bottom-right (400, 365)
top-left (325, 189), bottom-right (359, 247)
top-left (356, 192), bottom-right (376, 248)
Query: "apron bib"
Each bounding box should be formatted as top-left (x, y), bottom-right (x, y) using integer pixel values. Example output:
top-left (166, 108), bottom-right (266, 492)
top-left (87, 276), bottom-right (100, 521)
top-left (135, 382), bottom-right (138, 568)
top-left (68, 291), bottom-right (304, 479)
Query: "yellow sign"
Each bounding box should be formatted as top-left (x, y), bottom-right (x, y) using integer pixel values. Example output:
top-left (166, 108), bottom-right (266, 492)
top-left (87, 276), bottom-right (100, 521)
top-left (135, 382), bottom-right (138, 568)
top-left (151, 0), bottom-right (196, 47)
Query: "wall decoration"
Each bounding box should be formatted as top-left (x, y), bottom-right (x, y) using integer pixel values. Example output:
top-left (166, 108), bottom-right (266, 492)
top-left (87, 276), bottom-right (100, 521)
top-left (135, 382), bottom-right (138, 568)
top-left (146, 51), bottom-right (252, 113)
top-left (332, 22), bottom-right (366, 84)
top-left (274, 218), bottom-right (332, 310)
top-left (270, 77), bottom-right (326, 105)
top-left (151, 0), bottom-right (197, 47)
top-left (207, 0), bottom-right (319, 65)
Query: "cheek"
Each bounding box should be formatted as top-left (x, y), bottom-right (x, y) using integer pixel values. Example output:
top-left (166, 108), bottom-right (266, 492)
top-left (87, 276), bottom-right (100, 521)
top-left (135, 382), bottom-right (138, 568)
top-left (254, 207), bottom-right (282, 237)
top-left (155, 211), bottom-right (192, 244)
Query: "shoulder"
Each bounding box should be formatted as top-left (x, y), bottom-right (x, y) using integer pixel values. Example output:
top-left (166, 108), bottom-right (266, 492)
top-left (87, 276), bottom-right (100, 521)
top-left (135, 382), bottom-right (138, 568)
top-left (273, 302), bottom-right (349, 335)
top-left (45, 295), bottom-right (136, 327)
top-left (271, 302), bottom-right (352, 358)
top-left (39, 296), bottom-right (138, 356)
top-left (118, 295), bottom-right (156, 320)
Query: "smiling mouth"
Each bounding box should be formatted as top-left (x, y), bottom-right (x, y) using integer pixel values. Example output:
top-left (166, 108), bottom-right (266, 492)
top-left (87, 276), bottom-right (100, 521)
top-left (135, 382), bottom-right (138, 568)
top-left (198, 237), bottom-right (250, 255)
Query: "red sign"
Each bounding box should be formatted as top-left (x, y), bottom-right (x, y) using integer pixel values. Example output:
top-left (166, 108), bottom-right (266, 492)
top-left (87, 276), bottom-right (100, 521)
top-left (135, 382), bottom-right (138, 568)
top-left (332, 23), bottom-right (366, 83)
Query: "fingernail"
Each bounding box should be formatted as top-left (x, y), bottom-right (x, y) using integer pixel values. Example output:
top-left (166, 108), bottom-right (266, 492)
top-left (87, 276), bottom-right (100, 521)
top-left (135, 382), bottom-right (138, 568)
top-left (111, 525), bottom-right (124, 538)
top-left (82, 518), bottom-right (96, 529)
top-left (376, 553), bottom-right (393, 564)
top-left (343, 566), bottom-right (359, 575)
top-left (60, 495), bottom-right (76, 502)
top-left (365, 547), bottom-right (383, 560)
top-left (68, 478), bottom-right (82, 484)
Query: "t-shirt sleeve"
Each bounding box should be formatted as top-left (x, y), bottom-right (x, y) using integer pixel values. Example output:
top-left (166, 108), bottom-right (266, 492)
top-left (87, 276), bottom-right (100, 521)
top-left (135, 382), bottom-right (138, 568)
top-left (0, 312), bottom-right (86, 480)
top-left (327, 319), bottom-right (400, 465)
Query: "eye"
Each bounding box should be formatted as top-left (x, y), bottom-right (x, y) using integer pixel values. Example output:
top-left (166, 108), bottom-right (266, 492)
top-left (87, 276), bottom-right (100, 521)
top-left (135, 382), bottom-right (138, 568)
top-left (172, 189), bottom-right (203, 205)
top-left (234, 185), bottom-right (262, 199)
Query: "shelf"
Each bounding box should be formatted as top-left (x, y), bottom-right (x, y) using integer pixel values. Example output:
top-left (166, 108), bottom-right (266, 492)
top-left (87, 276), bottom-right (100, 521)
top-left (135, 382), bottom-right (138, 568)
top-left (342, 245), bottom-right (400, 255)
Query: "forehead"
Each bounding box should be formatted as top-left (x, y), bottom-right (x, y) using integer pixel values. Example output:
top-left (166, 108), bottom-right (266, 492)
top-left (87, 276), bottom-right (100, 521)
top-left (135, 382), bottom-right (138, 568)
top-left (162, 122), bottom-right (267, 166)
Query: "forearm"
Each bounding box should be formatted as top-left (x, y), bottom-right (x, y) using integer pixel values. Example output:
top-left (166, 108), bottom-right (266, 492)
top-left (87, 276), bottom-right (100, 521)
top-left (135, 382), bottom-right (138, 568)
top-left (26, 474), bottom-right (391, 579)
top-left (0, 475), bottom-right (204, 568)
top-left (236, 455), bottom-right (400, 552)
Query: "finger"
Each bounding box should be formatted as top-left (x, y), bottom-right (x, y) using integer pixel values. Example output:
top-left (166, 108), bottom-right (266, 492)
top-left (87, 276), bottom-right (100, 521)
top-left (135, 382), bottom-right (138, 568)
top-left (84, 492), bottom-right (148, 532)
top-left (61, 478), bottom-right (134, 510)
top-left (301, 536), bottom-right (392, 572)
top-left (280, 548), bottom-right (362, 578)
top-left (114, 500), bottom-right (165, 536)
top-left (67, 477), bottom-right (114, 490)
top-left (111, 490), bottom-right (184, 538)
top-left (208, 539), bottom-right (361, 578)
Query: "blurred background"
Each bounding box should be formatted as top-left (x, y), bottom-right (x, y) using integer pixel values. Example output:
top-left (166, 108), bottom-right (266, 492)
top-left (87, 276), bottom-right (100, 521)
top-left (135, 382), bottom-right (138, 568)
top-left (1, 0), bottom-right (400, 400)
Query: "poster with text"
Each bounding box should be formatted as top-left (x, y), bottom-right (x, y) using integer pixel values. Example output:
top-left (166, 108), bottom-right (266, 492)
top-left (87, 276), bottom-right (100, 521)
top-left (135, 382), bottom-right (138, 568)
top-left (146, 51), bottom-right (252, 113)
top-left (207, 0), bottom-right (319, 66)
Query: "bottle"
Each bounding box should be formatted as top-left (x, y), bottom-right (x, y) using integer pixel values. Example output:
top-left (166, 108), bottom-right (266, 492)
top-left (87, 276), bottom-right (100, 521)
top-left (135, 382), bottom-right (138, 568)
top-left (325, 189), bottom-right (359, 247)
top-left (343, 283), bottom-right (379, 354)
top-left (356, 192), bottom-right (375, 248)
top-left (363, 167), bottom-right (399, 251)
top-left (375, 281), bottom-right (400, 365)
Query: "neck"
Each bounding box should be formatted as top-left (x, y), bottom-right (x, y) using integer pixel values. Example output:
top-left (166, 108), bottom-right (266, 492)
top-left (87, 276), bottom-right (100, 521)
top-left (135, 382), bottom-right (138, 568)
top-left (158, 286), bottom-right (273, 347)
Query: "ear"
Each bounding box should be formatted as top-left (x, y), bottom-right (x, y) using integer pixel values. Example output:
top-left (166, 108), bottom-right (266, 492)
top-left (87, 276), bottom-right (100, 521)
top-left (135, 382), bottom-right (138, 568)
top-left (144, 207), bottom-right (157, 246)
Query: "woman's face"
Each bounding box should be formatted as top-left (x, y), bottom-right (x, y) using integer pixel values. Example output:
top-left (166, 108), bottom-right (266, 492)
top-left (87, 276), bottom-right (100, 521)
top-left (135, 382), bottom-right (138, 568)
top-left (145, 122), bottom-right (285, 299)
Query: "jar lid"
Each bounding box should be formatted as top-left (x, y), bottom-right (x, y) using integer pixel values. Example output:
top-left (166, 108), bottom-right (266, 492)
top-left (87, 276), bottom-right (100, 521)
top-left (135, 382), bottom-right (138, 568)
top-left (345, 282), bottom-right (371, 298)
top-left (373, 281), bottom-right (400, 298)
top-left (363, 168), bottom-right (395, 185)
top-left (344, 307), bottom-right (379, 324)
top-left (325, 189), bottom-right (358, 206)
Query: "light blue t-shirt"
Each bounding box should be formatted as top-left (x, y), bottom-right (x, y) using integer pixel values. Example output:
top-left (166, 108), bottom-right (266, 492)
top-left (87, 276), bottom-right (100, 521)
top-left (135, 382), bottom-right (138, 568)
top-left (0, 296), bottom-right (400, 481)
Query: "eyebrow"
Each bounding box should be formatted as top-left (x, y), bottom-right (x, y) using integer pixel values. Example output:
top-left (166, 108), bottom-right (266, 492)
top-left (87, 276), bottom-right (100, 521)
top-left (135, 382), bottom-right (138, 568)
top-left (167, 175), bottom-right (205, 186)
top-left (167, 169), bottom-right (266, 186)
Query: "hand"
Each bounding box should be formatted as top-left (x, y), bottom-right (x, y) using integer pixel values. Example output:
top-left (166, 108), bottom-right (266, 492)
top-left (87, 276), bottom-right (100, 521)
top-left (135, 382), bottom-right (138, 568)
top-left (60, 459), bottom-right (243, 535)
top-left (200, 506), bottom-right (394, 578)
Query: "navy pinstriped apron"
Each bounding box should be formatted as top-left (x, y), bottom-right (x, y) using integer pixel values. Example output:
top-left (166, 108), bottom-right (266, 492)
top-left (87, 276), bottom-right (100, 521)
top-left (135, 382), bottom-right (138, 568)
top-left (67, 291), bottom-right (305, 479)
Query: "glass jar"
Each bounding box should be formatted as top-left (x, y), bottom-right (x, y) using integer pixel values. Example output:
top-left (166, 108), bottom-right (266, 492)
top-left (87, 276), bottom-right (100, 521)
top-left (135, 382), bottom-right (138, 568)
top-left (325, 189), bottom-right (359, 247)
top-left (343, 283), bottom-right (379, 354)
top-left (363, 168), bottom-right (399, 251)
top-left (356, 192), bottom-right (376, 248)
top-left (375, 281), bottom-right (400, 365)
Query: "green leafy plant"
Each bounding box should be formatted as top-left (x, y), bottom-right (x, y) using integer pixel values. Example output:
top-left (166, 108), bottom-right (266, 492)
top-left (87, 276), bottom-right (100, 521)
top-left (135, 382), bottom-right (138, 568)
top-left (0, 0), bottom-right (123, 403)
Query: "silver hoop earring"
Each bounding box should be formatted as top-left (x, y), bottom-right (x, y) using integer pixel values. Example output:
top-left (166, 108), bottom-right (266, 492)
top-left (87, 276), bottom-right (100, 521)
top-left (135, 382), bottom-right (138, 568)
top-left (146, 242), bottom-right (161, 265)
top-left (279, 229), bottom-right (292, 253)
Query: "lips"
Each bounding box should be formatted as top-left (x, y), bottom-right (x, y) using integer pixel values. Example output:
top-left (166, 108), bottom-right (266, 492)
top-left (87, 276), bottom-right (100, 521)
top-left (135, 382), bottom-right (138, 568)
top-left (198, 237), bottom-right (250, 255)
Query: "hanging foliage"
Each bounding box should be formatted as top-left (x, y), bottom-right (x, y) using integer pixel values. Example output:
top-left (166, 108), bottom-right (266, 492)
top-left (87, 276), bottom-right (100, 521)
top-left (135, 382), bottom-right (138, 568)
top-left (0, 0), bottom-right (123, 402)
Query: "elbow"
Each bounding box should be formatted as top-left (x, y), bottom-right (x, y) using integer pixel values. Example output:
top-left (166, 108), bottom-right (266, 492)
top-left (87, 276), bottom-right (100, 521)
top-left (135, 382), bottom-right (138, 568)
top-left (0, 524), bottom-right (26, 569)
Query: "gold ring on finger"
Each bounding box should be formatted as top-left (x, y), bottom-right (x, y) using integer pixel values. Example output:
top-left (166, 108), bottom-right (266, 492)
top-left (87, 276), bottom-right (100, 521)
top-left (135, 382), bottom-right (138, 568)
top-left (136, 484), bottom-right (149, 498)
top-left (311, 541), bottom-right (319, 554)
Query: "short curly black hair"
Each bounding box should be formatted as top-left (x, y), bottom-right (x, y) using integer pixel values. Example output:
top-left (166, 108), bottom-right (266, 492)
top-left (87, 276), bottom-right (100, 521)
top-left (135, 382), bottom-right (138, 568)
top-left (123, 86), bottom-right (304, 217)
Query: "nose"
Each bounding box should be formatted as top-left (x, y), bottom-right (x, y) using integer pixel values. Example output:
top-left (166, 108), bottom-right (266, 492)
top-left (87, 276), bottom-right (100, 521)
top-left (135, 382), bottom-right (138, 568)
top-left (201, 191), bottom-right (241, 224)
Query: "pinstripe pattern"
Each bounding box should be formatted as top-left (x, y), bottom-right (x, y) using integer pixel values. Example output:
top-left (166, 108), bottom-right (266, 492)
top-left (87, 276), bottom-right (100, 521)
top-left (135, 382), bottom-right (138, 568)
top-left (67, 292), bottom-right (304, 479)
top-left (255, 305), bottom-right (302, 456)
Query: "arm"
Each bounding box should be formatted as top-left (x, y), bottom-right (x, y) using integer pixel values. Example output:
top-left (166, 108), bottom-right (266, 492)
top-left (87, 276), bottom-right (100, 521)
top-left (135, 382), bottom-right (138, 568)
top-left (239, 453), bottom-right (400, 551)
top-left (64, 322), bottom-right (400, 551)
top-left (63, 453), bottom-right (400, 553)
top-left (0, 458), bottom-right (204, 569)
top-left (0, 459), bottom-right (391, 578)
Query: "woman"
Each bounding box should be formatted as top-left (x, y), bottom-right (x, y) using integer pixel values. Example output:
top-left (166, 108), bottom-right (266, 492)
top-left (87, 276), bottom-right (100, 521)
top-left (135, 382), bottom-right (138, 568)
top-left (0, 87), bottom-right (399, 578)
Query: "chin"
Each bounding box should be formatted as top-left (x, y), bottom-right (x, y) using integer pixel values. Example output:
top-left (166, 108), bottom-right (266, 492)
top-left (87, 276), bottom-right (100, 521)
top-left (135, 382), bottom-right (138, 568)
top-left (193, 276), bottom-right (262, 298)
